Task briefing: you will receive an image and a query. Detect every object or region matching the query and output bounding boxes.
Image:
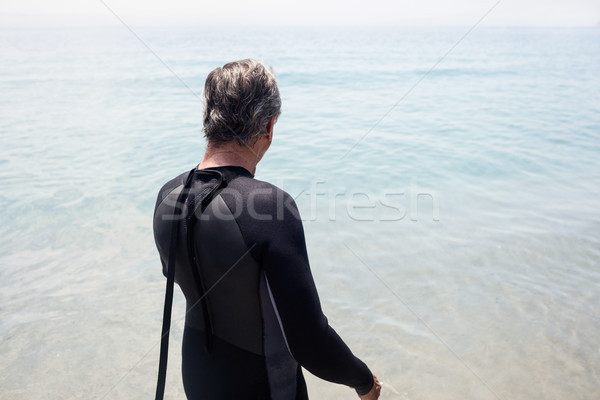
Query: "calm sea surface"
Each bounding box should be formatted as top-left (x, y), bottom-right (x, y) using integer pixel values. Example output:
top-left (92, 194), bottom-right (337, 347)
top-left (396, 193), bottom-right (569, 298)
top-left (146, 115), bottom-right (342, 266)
top-left (0, 26), bottom-right (599, 399)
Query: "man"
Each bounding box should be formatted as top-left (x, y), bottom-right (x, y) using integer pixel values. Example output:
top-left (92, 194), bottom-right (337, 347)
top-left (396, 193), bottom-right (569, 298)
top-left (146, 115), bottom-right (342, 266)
top-left (153, 59), bottom-right (381, 399)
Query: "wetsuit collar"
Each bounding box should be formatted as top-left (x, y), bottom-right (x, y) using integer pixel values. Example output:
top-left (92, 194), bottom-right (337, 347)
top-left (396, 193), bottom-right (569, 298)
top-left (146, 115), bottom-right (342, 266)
top-left (197, 165), bottom-right (254, 178)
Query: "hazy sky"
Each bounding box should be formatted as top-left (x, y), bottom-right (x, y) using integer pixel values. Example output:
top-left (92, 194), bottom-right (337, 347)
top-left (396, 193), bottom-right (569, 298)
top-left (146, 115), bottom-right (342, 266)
top-left (1, 0), bottom-right (599, 27)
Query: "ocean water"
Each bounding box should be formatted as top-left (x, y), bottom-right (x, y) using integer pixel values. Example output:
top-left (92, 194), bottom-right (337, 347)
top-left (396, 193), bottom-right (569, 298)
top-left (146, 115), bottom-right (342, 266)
top-left (0, 26), bottom-right (599, 399)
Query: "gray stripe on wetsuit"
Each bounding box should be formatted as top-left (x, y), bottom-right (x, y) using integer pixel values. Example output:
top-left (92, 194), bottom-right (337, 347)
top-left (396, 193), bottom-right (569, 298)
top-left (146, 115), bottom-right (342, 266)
top-left (260, 273), bottom-right (298, 399)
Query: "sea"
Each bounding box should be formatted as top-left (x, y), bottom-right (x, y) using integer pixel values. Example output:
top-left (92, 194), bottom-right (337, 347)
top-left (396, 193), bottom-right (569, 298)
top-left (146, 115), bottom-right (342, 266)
top-left (0, 26), bottom-right (599, 399)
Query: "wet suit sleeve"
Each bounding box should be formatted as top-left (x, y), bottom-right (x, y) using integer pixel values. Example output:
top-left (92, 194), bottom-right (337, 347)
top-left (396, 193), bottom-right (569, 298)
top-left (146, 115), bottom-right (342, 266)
top-left (256, 190), bottom-right (374, 395)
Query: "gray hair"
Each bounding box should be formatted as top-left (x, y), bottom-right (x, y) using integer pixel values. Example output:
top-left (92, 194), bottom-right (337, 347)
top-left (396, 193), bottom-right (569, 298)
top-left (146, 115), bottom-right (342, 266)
top-left (202, 59), bottom-right (281, 146)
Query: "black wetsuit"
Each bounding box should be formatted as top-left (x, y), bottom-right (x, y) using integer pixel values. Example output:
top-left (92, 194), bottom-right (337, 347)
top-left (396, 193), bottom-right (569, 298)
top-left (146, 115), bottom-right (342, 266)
top-left (153, 166), bottom-right (373, 400)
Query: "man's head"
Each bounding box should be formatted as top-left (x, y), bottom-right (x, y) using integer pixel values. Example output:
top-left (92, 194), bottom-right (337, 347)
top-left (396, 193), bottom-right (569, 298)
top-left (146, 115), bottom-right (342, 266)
top-left (202, 59), bottom-right (281, 147)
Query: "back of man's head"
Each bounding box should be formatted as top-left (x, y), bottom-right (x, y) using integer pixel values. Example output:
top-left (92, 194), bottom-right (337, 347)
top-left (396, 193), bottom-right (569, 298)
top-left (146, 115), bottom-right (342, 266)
top-left (202, 59), bottom-right (281, 147)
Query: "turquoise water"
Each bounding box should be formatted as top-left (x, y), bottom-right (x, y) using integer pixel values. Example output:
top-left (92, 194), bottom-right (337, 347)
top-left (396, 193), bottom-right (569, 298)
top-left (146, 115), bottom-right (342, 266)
top-left (1, 26), bottom-right (599, 399)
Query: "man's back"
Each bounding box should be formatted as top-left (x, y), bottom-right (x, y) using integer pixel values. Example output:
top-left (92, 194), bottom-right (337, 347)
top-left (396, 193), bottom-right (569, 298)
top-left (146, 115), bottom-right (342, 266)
top-left (153, 166), bottom-right (373, 399)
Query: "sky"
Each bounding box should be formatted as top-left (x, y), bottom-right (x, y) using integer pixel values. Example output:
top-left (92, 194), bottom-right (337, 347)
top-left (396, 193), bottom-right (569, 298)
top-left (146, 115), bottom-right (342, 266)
top-left (0, 0), bottom-right (599, 27)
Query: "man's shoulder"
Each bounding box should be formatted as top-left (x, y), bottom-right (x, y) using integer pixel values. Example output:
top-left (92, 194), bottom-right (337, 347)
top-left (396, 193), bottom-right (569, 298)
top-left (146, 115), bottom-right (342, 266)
top-left (224, 176), bottom-right (301, 222)
top-left (159, 170), bottom-right (190, 196)
top-left (229, 175), bottom-right (293, 202)
top-left (154, 170), bottom-right (191, 212)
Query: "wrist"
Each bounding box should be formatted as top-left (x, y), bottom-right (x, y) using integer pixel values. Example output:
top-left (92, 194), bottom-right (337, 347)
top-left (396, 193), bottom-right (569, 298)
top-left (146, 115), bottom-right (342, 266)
top-left (354, 373), bottom-right (374, 396)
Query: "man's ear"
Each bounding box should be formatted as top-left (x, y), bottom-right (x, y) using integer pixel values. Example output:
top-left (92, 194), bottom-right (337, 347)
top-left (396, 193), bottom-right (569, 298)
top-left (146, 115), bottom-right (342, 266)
top-left (266, 115), bottom-right (276, 142)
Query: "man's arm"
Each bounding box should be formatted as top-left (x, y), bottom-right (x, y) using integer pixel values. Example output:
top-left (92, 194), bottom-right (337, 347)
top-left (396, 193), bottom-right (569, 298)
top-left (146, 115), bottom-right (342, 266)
top-left (259, 190), bottom-right (375, 395)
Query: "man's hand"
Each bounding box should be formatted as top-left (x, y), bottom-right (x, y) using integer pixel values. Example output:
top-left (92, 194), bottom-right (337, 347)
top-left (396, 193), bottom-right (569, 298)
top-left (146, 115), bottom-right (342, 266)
top-left (359, 375), bottom-right (381, 400)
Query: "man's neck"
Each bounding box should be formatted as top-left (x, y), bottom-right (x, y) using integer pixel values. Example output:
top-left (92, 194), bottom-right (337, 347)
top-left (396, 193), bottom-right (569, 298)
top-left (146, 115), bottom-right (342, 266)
top-left (197, 142), bottom-right (260, 176)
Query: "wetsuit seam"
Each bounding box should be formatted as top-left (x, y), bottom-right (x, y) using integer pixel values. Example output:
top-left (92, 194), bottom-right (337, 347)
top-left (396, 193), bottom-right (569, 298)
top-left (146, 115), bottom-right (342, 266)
top-left (220, 190), bottom-right (264, 266)
top-left (264, 274), bottom-right (294, 356)
top-left (155, 184), bottom-right (183, 213)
